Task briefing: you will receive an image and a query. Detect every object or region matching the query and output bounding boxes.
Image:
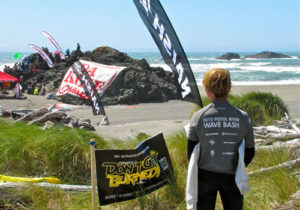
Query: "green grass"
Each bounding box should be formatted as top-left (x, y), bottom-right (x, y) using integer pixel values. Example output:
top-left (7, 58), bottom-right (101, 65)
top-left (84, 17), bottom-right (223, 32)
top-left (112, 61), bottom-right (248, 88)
top-left (0, 118), bottom-right (106, 184)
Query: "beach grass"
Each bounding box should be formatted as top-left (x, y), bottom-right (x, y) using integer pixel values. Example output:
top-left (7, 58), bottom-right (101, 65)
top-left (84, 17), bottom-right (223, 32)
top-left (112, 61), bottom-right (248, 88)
top-left (0, 118), bottom-right (299, 209)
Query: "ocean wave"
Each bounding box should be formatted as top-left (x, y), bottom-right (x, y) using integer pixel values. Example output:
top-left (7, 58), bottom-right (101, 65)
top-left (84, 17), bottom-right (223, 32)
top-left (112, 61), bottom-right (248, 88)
top-left (150, 63), bottom-right (300, 74)
top-left (237, 66), bottom-right (300, 73)
top-left (150, 64), bottom-right (172, 71)
top-left (188, 58), bottom-right (201, 61)
top-left (196, 79), bottom-right (300, 85)
top-left (231, 80), bottom-right (300, 85)
top-left (150, 63), bottom-right (244, 72)
top-left (248, 62), bottom-right (272, 66)
top-left (244, 57), bottom-right (298, 60)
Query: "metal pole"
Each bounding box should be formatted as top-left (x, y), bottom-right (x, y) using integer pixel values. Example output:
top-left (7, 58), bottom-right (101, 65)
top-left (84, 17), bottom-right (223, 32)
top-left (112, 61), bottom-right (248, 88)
top-left (90, 139), bottom-right (98, 210)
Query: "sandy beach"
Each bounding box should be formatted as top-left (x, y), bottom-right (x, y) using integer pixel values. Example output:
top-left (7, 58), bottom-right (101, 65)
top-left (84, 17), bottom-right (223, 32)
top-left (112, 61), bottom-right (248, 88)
top-left (1, 84), bottom-right (299, 139)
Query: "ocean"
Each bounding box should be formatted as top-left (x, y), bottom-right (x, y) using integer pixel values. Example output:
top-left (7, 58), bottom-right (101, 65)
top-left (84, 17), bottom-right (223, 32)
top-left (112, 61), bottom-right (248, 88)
top-left (1, 51), bottom-right (300, 85)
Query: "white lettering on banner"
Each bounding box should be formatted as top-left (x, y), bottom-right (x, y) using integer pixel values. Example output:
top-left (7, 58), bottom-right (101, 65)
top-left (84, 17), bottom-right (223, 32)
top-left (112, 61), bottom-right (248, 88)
top-left (153, 14), bottom-right (165, 40)
top-left (176, 62), bottom-right (184, 82)
top-left (139, 0), bottom-right (152, 16)
top-left (163, 34), bottom-right (172, 56)
top-left (151, 13), bottom-right (191, 97)
top-left (181, 77), bottom-right (190, 98)
top-left (172, 50), bottom-right (177, 66)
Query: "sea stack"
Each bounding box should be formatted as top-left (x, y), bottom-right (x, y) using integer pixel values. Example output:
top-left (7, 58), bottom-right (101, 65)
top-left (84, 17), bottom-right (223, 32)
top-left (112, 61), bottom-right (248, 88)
top-left (216, 53), bottom-right (240, 60)
top-left (245, 51), bottom-right (291, 59)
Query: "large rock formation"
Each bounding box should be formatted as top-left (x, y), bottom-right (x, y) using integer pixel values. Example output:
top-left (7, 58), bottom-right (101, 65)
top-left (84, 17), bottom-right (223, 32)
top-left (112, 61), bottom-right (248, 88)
top-left (245, 51), bottom-right (291, 59)
top-left (216, 53), bottom-right (240, 60)
top-left (9, 46), bottom-right (181, 105)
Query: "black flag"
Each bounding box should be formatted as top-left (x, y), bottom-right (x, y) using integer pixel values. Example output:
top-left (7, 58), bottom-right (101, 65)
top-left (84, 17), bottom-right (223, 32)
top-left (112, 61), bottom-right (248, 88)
top-left (133, 0), bottom-right (203, 107)
top-left (71, 61), bottom-right (105, 115)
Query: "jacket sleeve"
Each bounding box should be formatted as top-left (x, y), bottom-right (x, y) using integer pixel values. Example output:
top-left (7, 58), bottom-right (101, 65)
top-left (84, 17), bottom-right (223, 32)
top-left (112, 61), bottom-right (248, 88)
top-left (244, 147), bottom-right (255, 166)
top-left (187, 116), bottom-right (199, 161)
top-left (187, 140), bottom-right (198, 161)
top-left (244, 114), bottom-right (255, 149)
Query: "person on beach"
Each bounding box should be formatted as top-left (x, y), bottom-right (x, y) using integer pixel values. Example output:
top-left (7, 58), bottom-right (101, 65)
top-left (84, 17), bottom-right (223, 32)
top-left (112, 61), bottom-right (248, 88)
top-left (39, 85), bottom-right (46, 96)
top-left (187, 68), bottom-right (255, 210)
top-left (33, 86), bottom-right (39, 95)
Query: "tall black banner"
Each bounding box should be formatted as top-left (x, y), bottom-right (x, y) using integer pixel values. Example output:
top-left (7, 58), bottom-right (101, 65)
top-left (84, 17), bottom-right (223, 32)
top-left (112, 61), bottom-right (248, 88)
top-left (133, 0), bottom-right (203, 107)
top-left (71, 61), bottom-right (105, 115)
top-left (95, 133), bottom-right (174, 205)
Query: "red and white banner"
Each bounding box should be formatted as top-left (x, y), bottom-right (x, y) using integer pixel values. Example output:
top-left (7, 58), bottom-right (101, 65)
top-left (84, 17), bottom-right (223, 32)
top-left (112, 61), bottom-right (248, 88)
top-left (57, 60), bottom-right (126, 99)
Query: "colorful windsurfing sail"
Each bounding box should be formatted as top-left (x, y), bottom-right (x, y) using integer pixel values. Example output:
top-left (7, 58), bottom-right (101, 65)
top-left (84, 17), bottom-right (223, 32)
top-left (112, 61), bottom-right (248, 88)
top-left (42, 31), bottom-right (66, 60)
top-left (133, 0), bottom-right (203, 107)
top-left (28, 44), bottom-right (54, 68)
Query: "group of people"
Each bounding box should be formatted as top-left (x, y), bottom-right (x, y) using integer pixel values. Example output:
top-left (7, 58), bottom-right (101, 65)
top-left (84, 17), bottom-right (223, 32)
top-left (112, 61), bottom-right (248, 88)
top-left (25, 81), bottom-right (45, 96)
top-left (3, 65), bottom-right (12, 73)
top-left (33, 85), bottom-right (46, 96)
top-left (187, 68), bottom-right (255, 210)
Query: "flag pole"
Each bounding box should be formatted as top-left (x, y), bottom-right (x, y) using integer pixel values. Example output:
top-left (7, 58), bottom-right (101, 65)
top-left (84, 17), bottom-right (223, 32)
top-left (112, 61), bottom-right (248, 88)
top-left (90, 139), bottom-right (98, 210)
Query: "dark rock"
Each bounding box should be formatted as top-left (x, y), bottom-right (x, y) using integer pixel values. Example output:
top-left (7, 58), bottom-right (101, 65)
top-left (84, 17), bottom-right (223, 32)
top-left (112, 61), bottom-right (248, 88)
top-left (245, 51), bottom-right (291, 59)
top-left (10, 46), bottom-right (181, 105)
top-left (82, 46), bottom-right (134, 66)
top-left (216, 53), bottom-right (240, 60)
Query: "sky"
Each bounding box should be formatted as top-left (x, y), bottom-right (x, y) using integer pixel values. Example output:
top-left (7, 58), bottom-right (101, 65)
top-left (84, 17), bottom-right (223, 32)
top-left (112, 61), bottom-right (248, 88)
top-left (0, 0), bottom-right (299, 53)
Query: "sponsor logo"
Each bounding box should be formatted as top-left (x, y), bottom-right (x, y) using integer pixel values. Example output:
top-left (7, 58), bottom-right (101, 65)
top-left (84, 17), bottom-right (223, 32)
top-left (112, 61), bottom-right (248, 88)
top-left (101, 152), bottom-right (161, 187)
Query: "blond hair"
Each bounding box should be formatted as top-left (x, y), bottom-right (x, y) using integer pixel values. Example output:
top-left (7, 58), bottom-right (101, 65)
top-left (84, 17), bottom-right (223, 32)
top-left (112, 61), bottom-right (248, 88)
top-left (202, 68), bottom-right (231, 98)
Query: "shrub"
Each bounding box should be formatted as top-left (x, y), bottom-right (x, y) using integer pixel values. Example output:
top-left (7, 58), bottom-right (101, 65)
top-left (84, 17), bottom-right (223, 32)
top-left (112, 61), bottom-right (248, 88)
top-left (243, 92), bottom-right (288, 118)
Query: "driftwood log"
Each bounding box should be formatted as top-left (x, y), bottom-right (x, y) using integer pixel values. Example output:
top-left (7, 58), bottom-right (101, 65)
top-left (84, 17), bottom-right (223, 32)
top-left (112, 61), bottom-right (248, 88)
top-left (249, 158), bottom-right (300, 175)
top-left (28, 111), bottom-right (67, 125)
top-left (285, 112), bottom-right (300, 134)
top-left (13, 108), bottom-right (49, 123)
top-left (256, 138), bottom-right (300, 151)
top-left (253, 120), bottom-right (300, 146)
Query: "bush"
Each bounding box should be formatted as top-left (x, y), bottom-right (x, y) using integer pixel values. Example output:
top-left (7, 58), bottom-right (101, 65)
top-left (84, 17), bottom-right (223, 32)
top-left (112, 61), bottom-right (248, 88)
top-left (228, 95), bottom-right (265, 125)
top-left (243, 92), bottom-right (288, 118)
